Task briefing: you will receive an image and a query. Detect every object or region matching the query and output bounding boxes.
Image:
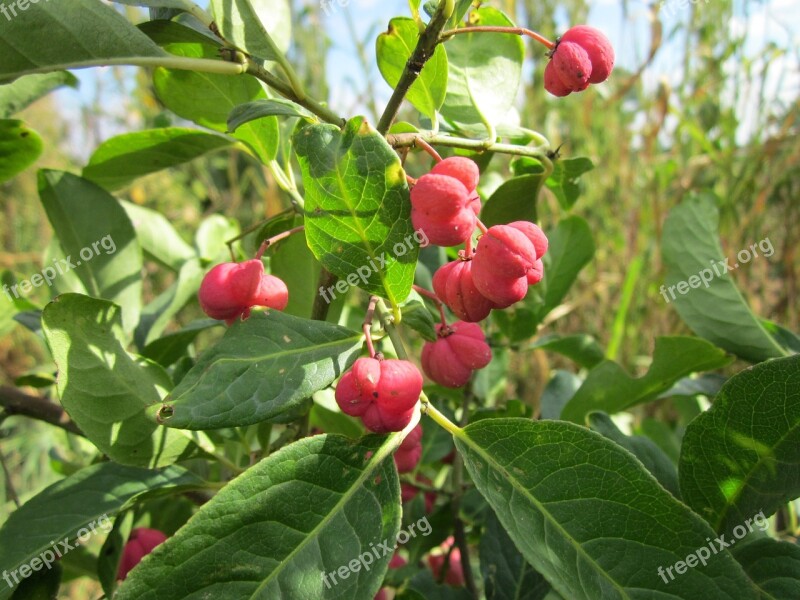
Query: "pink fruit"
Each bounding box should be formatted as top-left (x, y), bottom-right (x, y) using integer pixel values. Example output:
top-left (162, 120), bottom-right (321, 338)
top-left (117, 528), bottom-right (167, 580)
top-left (429, 156), bottom-right (480, 193)
top-left (198, 260), bottom-right (262, 321)
top-left (394, 424), bottom-right (423, 473)
top-left (374, 589), bottom-right (389, 600)
top-left (474, 225), bottom-right (538, 279)
top-left (544, 60), bottom-right (572, 97)
top-left (421, 322), bottom-right (492, 388)
top-left (428, 537), bottom-right (465, 586)
top-left (552, 41), bottom-right (592, 92)
top-left (335, 358), bottom-right (423, 433)
top-left (432, 260), bottom-right (496, 322)
top-left (411, 174), bottom-right (470, 220)
top-left (561, 25), bottom-right (614, 83)
top-left (412, 207), bottom-right (476, 247)
top-left (507, 221), bottom-right (548, 259)
top-left (250, 273), bottom-right (289, 311)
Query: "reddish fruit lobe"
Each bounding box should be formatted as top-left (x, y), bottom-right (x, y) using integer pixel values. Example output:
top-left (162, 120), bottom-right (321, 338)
top-left (433, 259), bottom-right (497, 323)
top-left (421, 322), bottom-right (492, 388)
top-left (198, 259), bottom-right (288, 323)
top-left (117, 528), bottom-right (167, 580)
top-left (394, 424), bottom-right (423, 473)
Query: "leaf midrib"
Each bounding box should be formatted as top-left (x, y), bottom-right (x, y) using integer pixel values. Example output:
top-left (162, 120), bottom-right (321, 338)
top-left (455, 428), bottom-right (631, 600)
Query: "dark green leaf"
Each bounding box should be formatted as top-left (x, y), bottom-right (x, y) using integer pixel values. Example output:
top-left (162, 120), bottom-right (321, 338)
top-left (480, 509), bottom-right (551, 600)
top-left (588, 411), bottom-right (680, 497)
top-left (0, 119), bottom-right (42, 183)
top-left (83, 128), bottom-right (233, 190)
top-left (760, 319), bottom-right (800, 355)
top-left (293, 118), bottom-right (419, 313)
top-left (679, 355), bottom-right (800, 534)
top-left (228, 98), bottom-right (316, 131)
top-left (0, 72), bottom-right (78, 118)
top-left (42, 294), bottom-right (194, 467)
top-left (480, 173), bottom-right (543, 228)
top-left (561, 336), bottom-right (733, 423)
top-left (38, 170), bottom-right (143, 332)
top-left (141, 319), bottom-right (220, 367)
top-left (376, 17), bottom-right (448, 121)
top-left (153, 41), bottom-right (279, 164)
top-left (544, 157), bottom-right (594, 210)
top-left (162, 310), bottom-right (363, 429)
top-left (454, 418), bottom-right (759, 599)
top-left (0, 462), bottom-right (202, 600)
top-left (528, 334), bottom-right (605, 369)
top-left (115, 433), bottom-right (403, 599)
top-left (731, 538), bottom-right (800, 600)
top-left (0, 0), bottom-right (168, 80)
top-left (539, 370), bottom-right (581, 420)
top-left (662, 196), bottom-right (787, 363)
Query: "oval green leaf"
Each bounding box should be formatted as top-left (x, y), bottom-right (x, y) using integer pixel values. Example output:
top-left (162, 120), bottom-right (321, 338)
top-left (376, 17), bottom-right (448, 122)
top-left (0, 72), bottom-right (78, 118)
top-left (115, 433), bottom-right (404, 599)
top-left (0, 462), bottom-right (202, 600)
top-left (42, 294), bottom-right (194, 467)
top-left (561, 336), bottom-right (733, 423)
top-left (679, 354), bottom-right (800, 534)
top-left (38, 170), bottom-right (143, 332)
top-left (731, 538), bottom-right (800, 600)
top-left (454, 418), bottom-right (759, 599)
top-left (662, 196), bottom-right (788, 363)
top-left (161, 310), bottom-right (364, 429)
top-left (83, 127), bottom-right (233, 190)
top-left (293, 117), bottom-right (418, 312)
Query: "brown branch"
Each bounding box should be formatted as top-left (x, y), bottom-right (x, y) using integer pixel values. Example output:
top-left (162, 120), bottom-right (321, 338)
top-left (0, 386), bottom-right (83, 436)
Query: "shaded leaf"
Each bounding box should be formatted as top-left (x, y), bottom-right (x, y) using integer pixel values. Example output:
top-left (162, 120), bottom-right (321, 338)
top-left (228, 98), bottom-right (316, 131)
top-left (454, 418), bottom-right (759, 599)
top-left (480, 172), bottom-right (543, 228)
top-left (161, 311), bottom-right (363, 429)
top-left (116, 433), bottom-right (403, 600)
top-left (0, 72), bottom-right (78, 118)
top-left (0, 119), bottom-right (42, 183)
top-left (210, 0), bottom-right (292, 60)
top-left (731, 538), bottom-right (800, 600)
top-left (679, 355), bottom-right (800, 534)
top-left (121, 200), bottom-right (196, 272)
top-left (544, 157), bottom-right (594, 210)
top-left (561, 336), bottom-right (733, 423)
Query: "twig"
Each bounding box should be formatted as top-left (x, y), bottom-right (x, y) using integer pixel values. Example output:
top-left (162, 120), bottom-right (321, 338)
top-left (255, 225), bottom-right (305, 259)
top-left (0, 386), bottom-right (83, 436)
top-left (441, 25), bottom-right (555, 50)
top-left (362, 296), bottom-right (379, 358)
top-left (451, 388), bottom-right (478, 598)
top-left (376, 0), bottom-right (456, 134)
top-left (311, 268), bottom-right (338, 321)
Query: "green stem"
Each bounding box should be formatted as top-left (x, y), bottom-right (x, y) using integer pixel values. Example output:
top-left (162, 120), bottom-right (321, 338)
top-left (376, 0), bottom-right (456, 134)
top-left (388, 131), bottom-right (554, 173)
top-left (246, 61), bottom-right (344, 126)
top-left (441, 25), bottom-right (556, 50)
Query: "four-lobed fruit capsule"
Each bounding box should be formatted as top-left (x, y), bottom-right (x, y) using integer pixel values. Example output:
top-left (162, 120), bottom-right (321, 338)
top-left (421, 322), bottom-right (492, 388)
top-left (545, 25), bottom-right (614, 96)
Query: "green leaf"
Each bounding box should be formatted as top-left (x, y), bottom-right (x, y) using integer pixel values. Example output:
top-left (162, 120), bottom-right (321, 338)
top-left (561, 336), bottom-right (733, 423)
top-left (537, 216), bottom-right (595, 319)
top-left (400, 292), bottom-right (437, 342)
top-left (0, 72), bottom-right (78, 118)
top-left (480, 509), bottom-right (551, 600)
top-left (38, 170), bottom-right (143, 332)
top-left (679, 355), bottom-right (800, 534)
top-left (0, 0), bottom-right (167, 80)
top-left (42, 294), bottom-right (194, 467)
top-left (760, 319), bottom-right (800, 354)
top-left (544, 157), bottom-right (594, 210)
top-left (662, 196), bottom-right (787, 363)
top-left (83, 127), bottom-right (233, 190)
top-left (293, 118), bottom-right (419, 313)
top-left (228, 98), bottom-right (316, 131)
top-left (0, 119), bottom-right (42, 183)
top-left (528, 334), bottom-right (605, 369)
top-left (480, 172), bottom-right (544, 227)
top-left (440, 7), bottom-right (524, 129)
top-left (454, 418), bottom-right (759, 600)
top-left (97, 512), bottom-right (133, 599)
top-left (161, 311), bottom-right (363, 429)
top-left (141, 319), bottom-right (220, 367)
top-left (587, 411), bottom-right (680, 497)
top-left (269, 217), bottom-right (326, 319)
top-left (539, 370), bottom-right (581, 420)
top-left (210, 0), bottom-right (292, 60)
top-left (153, 41), bottom-right (279, 164)
top-left (731, 538), bottom-right (800, 600)
top-left (115, 433), bottom-right (403, 600)
top-left (0, 462), bottom-right (202, 600)
top-left (121, 200), bottom-right (196, 272)
top-left (194, 214), bottom-right (240, 263)
top-left (376, 17), bottom-right (448, 122)
top-left (134, 257), bottom-right (205, 347)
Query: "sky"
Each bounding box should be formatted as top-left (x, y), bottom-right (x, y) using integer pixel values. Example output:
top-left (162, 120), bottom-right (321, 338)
top-left (56, 0), bottom-right (799, 155)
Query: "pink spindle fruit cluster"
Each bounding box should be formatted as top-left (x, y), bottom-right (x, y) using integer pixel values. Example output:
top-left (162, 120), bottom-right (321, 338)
top-left (544, 25), bottom-right (615, 97)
